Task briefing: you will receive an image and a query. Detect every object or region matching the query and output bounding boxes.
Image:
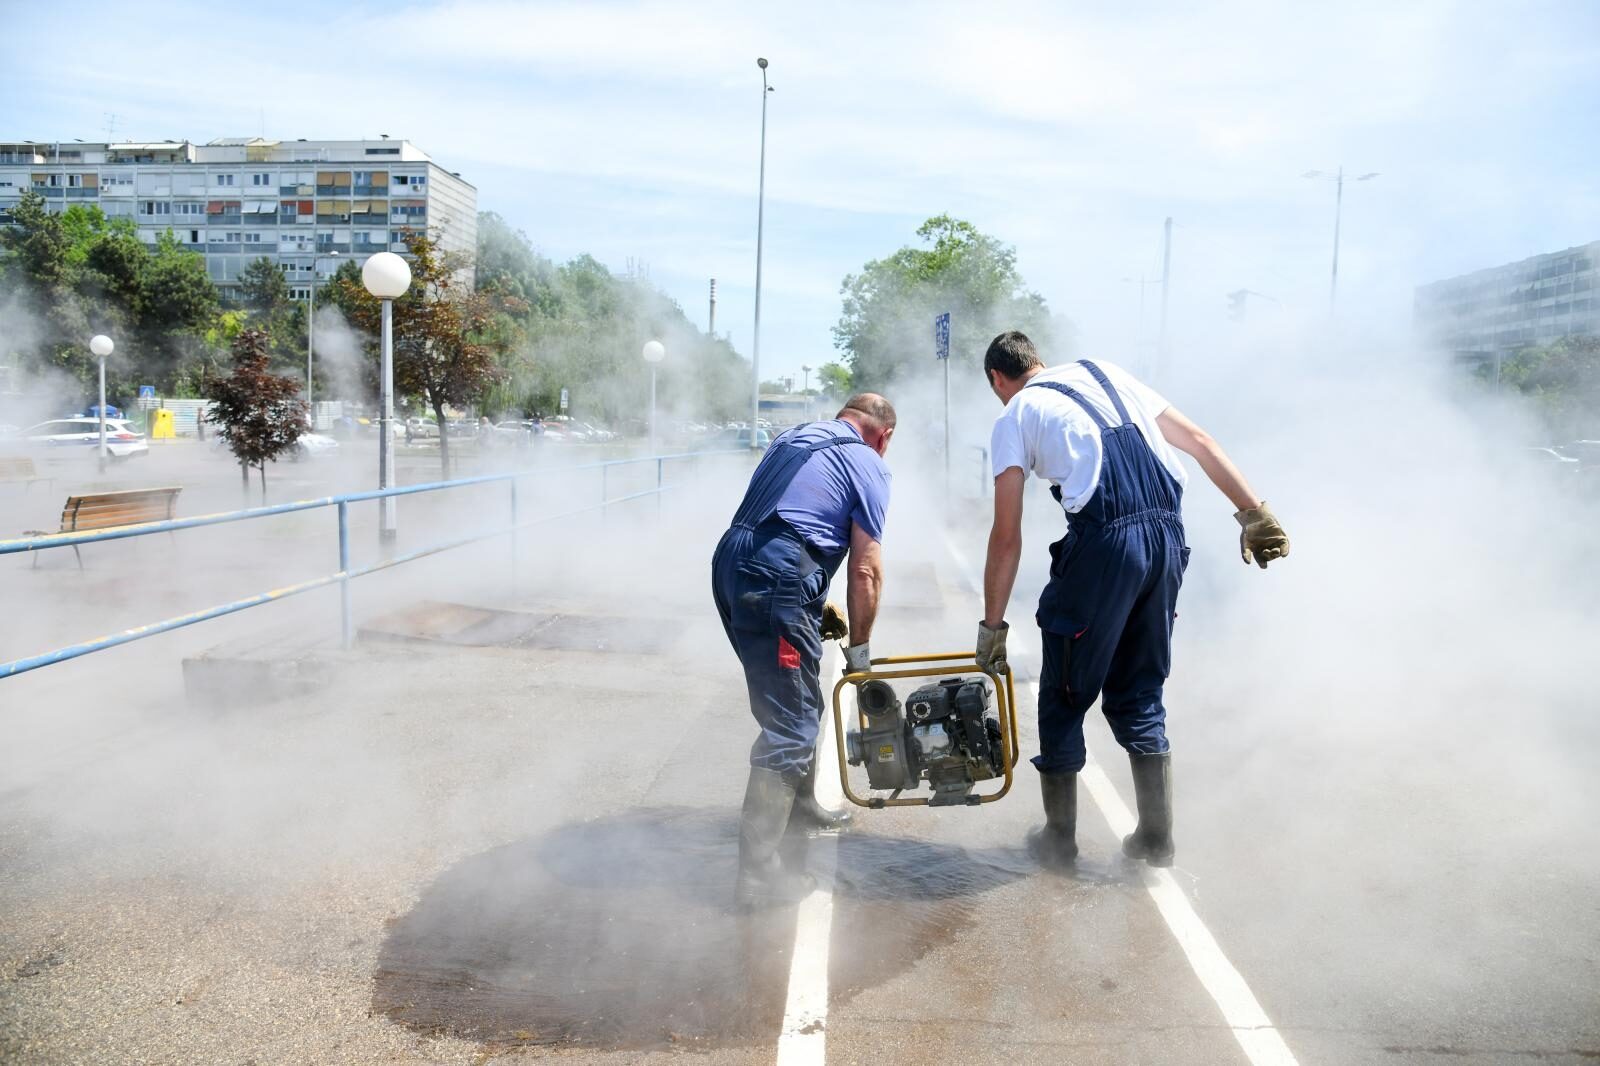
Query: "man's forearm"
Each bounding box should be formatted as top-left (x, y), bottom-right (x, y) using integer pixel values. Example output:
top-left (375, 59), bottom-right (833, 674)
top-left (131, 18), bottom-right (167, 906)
top-left (983, 528), bottom-right (1022, 627)
top-left (1193, 441), bottom-right (1261, 514)
top-left (846, 565), bottom-right (881, 644)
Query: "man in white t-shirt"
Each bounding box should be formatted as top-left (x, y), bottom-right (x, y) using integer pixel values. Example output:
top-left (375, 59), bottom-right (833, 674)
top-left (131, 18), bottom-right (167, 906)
top-left (971, 331), bottom-right (1289, 869)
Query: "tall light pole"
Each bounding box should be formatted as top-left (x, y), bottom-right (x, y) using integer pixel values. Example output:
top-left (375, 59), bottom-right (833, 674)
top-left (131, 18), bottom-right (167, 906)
top-left (800, 363), bottom-right (811, 421)
top-left (306, 251), bottom-right (337, 413)
top-left (1121, 275), bottom-right (1160, 377)
top-left (1304, 167), bottom-right (1379, 311)
top-left (751, 56), bottom-right (773, 447)
top-left (642, 339), bottom-right (665, 452)
top-left (362, 252), bottom-right (412, 544)
top-left (90, 334), bottom-right (114, 472)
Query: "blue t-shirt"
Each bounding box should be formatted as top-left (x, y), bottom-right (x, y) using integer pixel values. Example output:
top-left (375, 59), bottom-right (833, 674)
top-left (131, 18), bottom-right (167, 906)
top-left (774, 420), bottom-right (891, 555)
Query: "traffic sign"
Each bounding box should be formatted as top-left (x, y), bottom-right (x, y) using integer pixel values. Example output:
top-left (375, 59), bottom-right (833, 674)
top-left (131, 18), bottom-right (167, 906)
top-left (559, 388), bottom-right (569, 412)
top-left (934, 312), bottom-right (950, 361)
top-left (138, 385), bottom-right (155, 399)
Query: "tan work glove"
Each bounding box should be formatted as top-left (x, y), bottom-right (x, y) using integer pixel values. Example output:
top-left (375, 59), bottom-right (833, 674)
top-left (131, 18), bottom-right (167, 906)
top-left (975, 621), bottom-right (1009, 672)
top-left (1235, 503), bottom-right (1290, 569)
top-left (843, 643), bottom-right (872, 675)
top-left (821, 601), bottom-right (848, 641)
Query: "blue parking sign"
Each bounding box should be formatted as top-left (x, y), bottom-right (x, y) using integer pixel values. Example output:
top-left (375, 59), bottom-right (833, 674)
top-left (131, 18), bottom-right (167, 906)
top-left (934, 312), bottom-right (950, 361)
top-left (138, 385), bottom-right (155, 399)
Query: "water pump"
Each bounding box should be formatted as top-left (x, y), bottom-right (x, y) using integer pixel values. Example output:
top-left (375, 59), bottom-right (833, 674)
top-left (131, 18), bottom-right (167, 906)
top-left (844, 675), bottom-right (1007, 806)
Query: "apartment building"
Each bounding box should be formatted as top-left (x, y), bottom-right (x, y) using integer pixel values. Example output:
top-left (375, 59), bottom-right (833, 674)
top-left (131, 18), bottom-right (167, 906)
top-left (1414, 240), bottom-right (1600, 370)
top-left (0, 137), bottom-right (476, 301)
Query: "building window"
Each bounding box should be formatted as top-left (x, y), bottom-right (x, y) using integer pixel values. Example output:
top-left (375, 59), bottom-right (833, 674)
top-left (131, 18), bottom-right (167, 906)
top-left (215, 174), bottom-right (236, 186)
top-left (244, 233), bottom-right (264, 243)
top-left (67, 173), bottom-right (83, 188)
top-left (140, 201), bottom-right (171, 216)
top-left (190, 230), bottom-right (200, 243)
top-left (365, 147), bottom-right (401, 155)
top-left (251, 173), bottom-right (272, 186)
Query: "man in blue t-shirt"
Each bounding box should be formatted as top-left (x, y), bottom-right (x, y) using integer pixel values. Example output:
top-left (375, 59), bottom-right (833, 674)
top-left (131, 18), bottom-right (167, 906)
top-left (712, 394), bottom-right (894, 907)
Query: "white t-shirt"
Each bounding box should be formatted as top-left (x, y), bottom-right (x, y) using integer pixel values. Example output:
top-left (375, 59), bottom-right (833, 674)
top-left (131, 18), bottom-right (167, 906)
top-left (989, 360), bottom-right (1188, 513)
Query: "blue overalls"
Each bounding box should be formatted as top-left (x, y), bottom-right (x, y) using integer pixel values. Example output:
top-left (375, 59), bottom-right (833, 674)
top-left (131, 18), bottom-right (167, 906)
top-left (1030, 361), bottom-right (1189, 774)
top-left (712, 430), bottom-right (867, 778)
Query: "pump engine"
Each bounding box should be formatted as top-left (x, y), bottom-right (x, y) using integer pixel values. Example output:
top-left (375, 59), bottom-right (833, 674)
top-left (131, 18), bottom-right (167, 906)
top-left (844, 676), bottom-right (1005, 806)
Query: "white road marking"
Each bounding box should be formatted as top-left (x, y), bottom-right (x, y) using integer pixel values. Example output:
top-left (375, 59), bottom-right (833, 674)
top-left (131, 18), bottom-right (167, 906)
top-left (775, 647), bottom-right (844, 1066)
top-left (1050, 683), bottom-right (1301, 1066)
top-left (942, 524), bottom-right (1296, 1062)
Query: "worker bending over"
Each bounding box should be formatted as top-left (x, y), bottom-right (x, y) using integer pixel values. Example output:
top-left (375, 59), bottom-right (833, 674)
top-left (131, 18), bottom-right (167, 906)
top-left (973, 332), bottom-right (1288, 868)
top-left (712, 394), bottom-right (895, 907)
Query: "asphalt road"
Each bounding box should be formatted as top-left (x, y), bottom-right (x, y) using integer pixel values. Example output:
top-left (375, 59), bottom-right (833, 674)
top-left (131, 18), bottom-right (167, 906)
top-left (1, 443), bottom-right (1596, 1064)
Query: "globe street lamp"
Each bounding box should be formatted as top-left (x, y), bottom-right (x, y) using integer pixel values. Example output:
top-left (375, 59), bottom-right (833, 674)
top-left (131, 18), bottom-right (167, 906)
top-left (89, 334), bottom-right (114, 471)
top-left (362, 251), bottom-right (412, 543)
top-left (642, 339), bottom-right (665, 452)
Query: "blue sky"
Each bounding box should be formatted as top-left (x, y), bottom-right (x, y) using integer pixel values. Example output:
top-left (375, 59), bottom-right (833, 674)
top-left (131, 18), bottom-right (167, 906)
top-left (7, 0), bottom-right (1600, 384)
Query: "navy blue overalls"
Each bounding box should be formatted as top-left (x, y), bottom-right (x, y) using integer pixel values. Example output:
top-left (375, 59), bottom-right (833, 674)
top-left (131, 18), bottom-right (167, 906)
top-left (712, 429), bottom-right (867, 778)
top-left (1030, 361), bottom-right (1189, 774)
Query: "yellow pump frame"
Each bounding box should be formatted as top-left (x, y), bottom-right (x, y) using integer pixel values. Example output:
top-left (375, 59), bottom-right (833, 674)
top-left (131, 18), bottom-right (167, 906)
top-left (830, 652), bottom-right (1020, 808)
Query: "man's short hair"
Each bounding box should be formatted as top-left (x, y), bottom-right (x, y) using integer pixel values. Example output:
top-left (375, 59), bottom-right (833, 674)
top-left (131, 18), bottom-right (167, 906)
top-left (984, 331), bottom-right (1043, 380)
top-left (838, 392), bottom-right (896, 430)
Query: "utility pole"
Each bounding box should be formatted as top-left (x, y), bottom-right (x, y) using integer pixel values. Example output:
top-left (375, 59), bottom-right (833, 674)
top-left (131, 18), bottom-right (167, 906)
top-left (1157, 216), bottom-right (1173, 382)
top-left (708, 277), bottom-right (717, 337)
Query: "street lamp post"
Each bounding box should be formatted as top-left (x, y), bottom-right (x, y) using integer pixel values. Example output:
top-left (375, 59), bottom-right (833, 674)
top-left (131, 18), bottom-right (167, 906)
top-left (306, 251), bottom-right (337, 412)
top-left (800, 364), bottom-right (811, 421)
top-left (751, 57), bottom-right (773, 448)
top-left (642, 340), bottom-right (665, 452)
top-left (1304, 167), bottom-right (1379, 311)
top-left (90, 334), bottom-right (113, 472)
top-left (362, 252), bottom-right (412, 544)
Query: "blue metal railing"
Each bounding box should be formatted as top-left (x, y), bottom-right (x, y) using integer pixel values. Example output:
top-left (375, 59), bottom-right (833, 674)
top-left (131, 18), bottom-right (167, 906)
top-left (0, 449), bottom-right (740, 681)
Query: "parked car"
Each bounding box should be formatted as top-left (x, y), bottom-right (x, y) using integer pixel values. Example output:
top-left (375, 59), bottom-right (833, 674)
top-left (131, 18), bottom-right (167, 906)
top-left (1560, 440), bottom-right (1600, 466)
top-left (7, 417), bottom-right (149, 459)
top-left (292, 432), bottom-right (340, 460)
top-left (707, 427), bottom-right (771, 450)
top-left (405, 417), bottom-right (440, 441)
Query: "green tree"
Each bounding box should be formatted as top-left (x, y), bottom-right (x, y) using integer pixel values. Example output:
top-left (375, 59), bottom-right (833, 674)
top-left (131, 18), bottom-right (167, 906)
top-left (816, 361), bottom-right (853, 399)
top-left (473, 211), bottom-right (752, 428)
top-left (238, 255), bottom-right (290, 317)
top-left (329, 233), bottom-right (504, 478)
top-left (1500, 335), bottom-right (1600, 440)
top-left (0, 191), bottom-right (222, 394)
top-left (204, 327), bottom-right (307, 499)
top-left (834, 214), bottom-right (1057, 389)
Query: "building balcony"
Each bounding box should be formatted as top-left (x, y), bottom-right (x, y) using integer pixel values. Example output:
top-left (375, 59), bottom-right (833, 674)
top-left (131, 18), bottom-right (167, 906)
top-left (315, 242), bottom-right (351, 254)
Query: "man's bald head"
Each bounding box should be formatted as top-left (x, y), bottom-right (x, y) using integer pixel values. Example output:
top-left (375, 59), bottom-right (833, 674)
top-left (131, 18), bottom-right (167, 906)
top-left (836, 393), bottom-right (896, 456)
top-left (838, 393), bottom-right (896, 431)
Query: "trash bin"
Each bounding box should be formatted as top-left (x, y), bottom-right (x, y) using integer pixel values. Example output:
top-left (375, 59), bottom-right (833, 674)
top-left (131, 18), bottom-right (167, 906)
top-left (150, 408), bottom-right (176, 440)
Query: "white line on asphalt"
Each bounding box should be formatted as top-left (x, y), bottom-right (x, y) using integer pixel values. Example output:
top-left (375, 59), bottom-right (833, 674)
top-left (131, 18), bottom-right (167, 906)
top-left (775, 648), bottom-right (843, 1066)
top-left (942, 525), bottom-right (1296, 1062)
top-left (1055, 684), bottom-right (1301, 1066)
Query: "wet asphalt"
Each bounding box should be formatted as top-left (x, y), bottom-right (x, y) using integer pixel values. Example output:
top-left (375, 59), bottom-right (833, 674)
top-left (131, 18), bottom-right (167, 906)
top-left (1, 445), bottom-right (1597, 1064)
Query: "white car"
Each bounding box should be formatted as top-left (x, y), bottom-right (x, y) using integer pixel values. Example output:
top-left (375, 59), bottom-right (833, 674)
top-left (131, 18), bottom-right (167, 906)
top-left (292, 432), bottom-right (340, 460)
top-left (8, 417), bottom-right (149, 459)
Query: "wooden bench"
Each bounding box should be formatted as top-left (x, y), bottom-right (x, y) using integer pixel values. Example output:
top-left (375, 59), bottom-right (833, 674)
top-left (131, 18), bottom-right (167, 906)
top-left (24, 486), bottom-right (183, 569)
top-left (0, 456), bottom-right (54, 494)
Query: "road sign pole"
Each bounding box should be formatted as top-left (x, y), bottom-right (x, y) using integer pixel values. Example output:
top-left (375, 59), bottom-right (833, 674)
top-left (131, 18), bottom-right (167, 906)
top-left (935, 311), bottom-right (951, 495)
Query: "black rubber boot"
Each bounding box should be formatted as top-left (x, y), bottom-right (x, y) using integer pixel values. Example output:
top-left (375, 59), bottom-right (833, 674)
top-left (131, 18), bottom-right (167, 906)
top-left (1121, 752), bottom-right (1175, 867)
top-left (789, 759), bottom-right (853, 832)
top-left (736, 767), bottom-right (816, 909)
top-left (1029, 770), bottom-right (1079, 867)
